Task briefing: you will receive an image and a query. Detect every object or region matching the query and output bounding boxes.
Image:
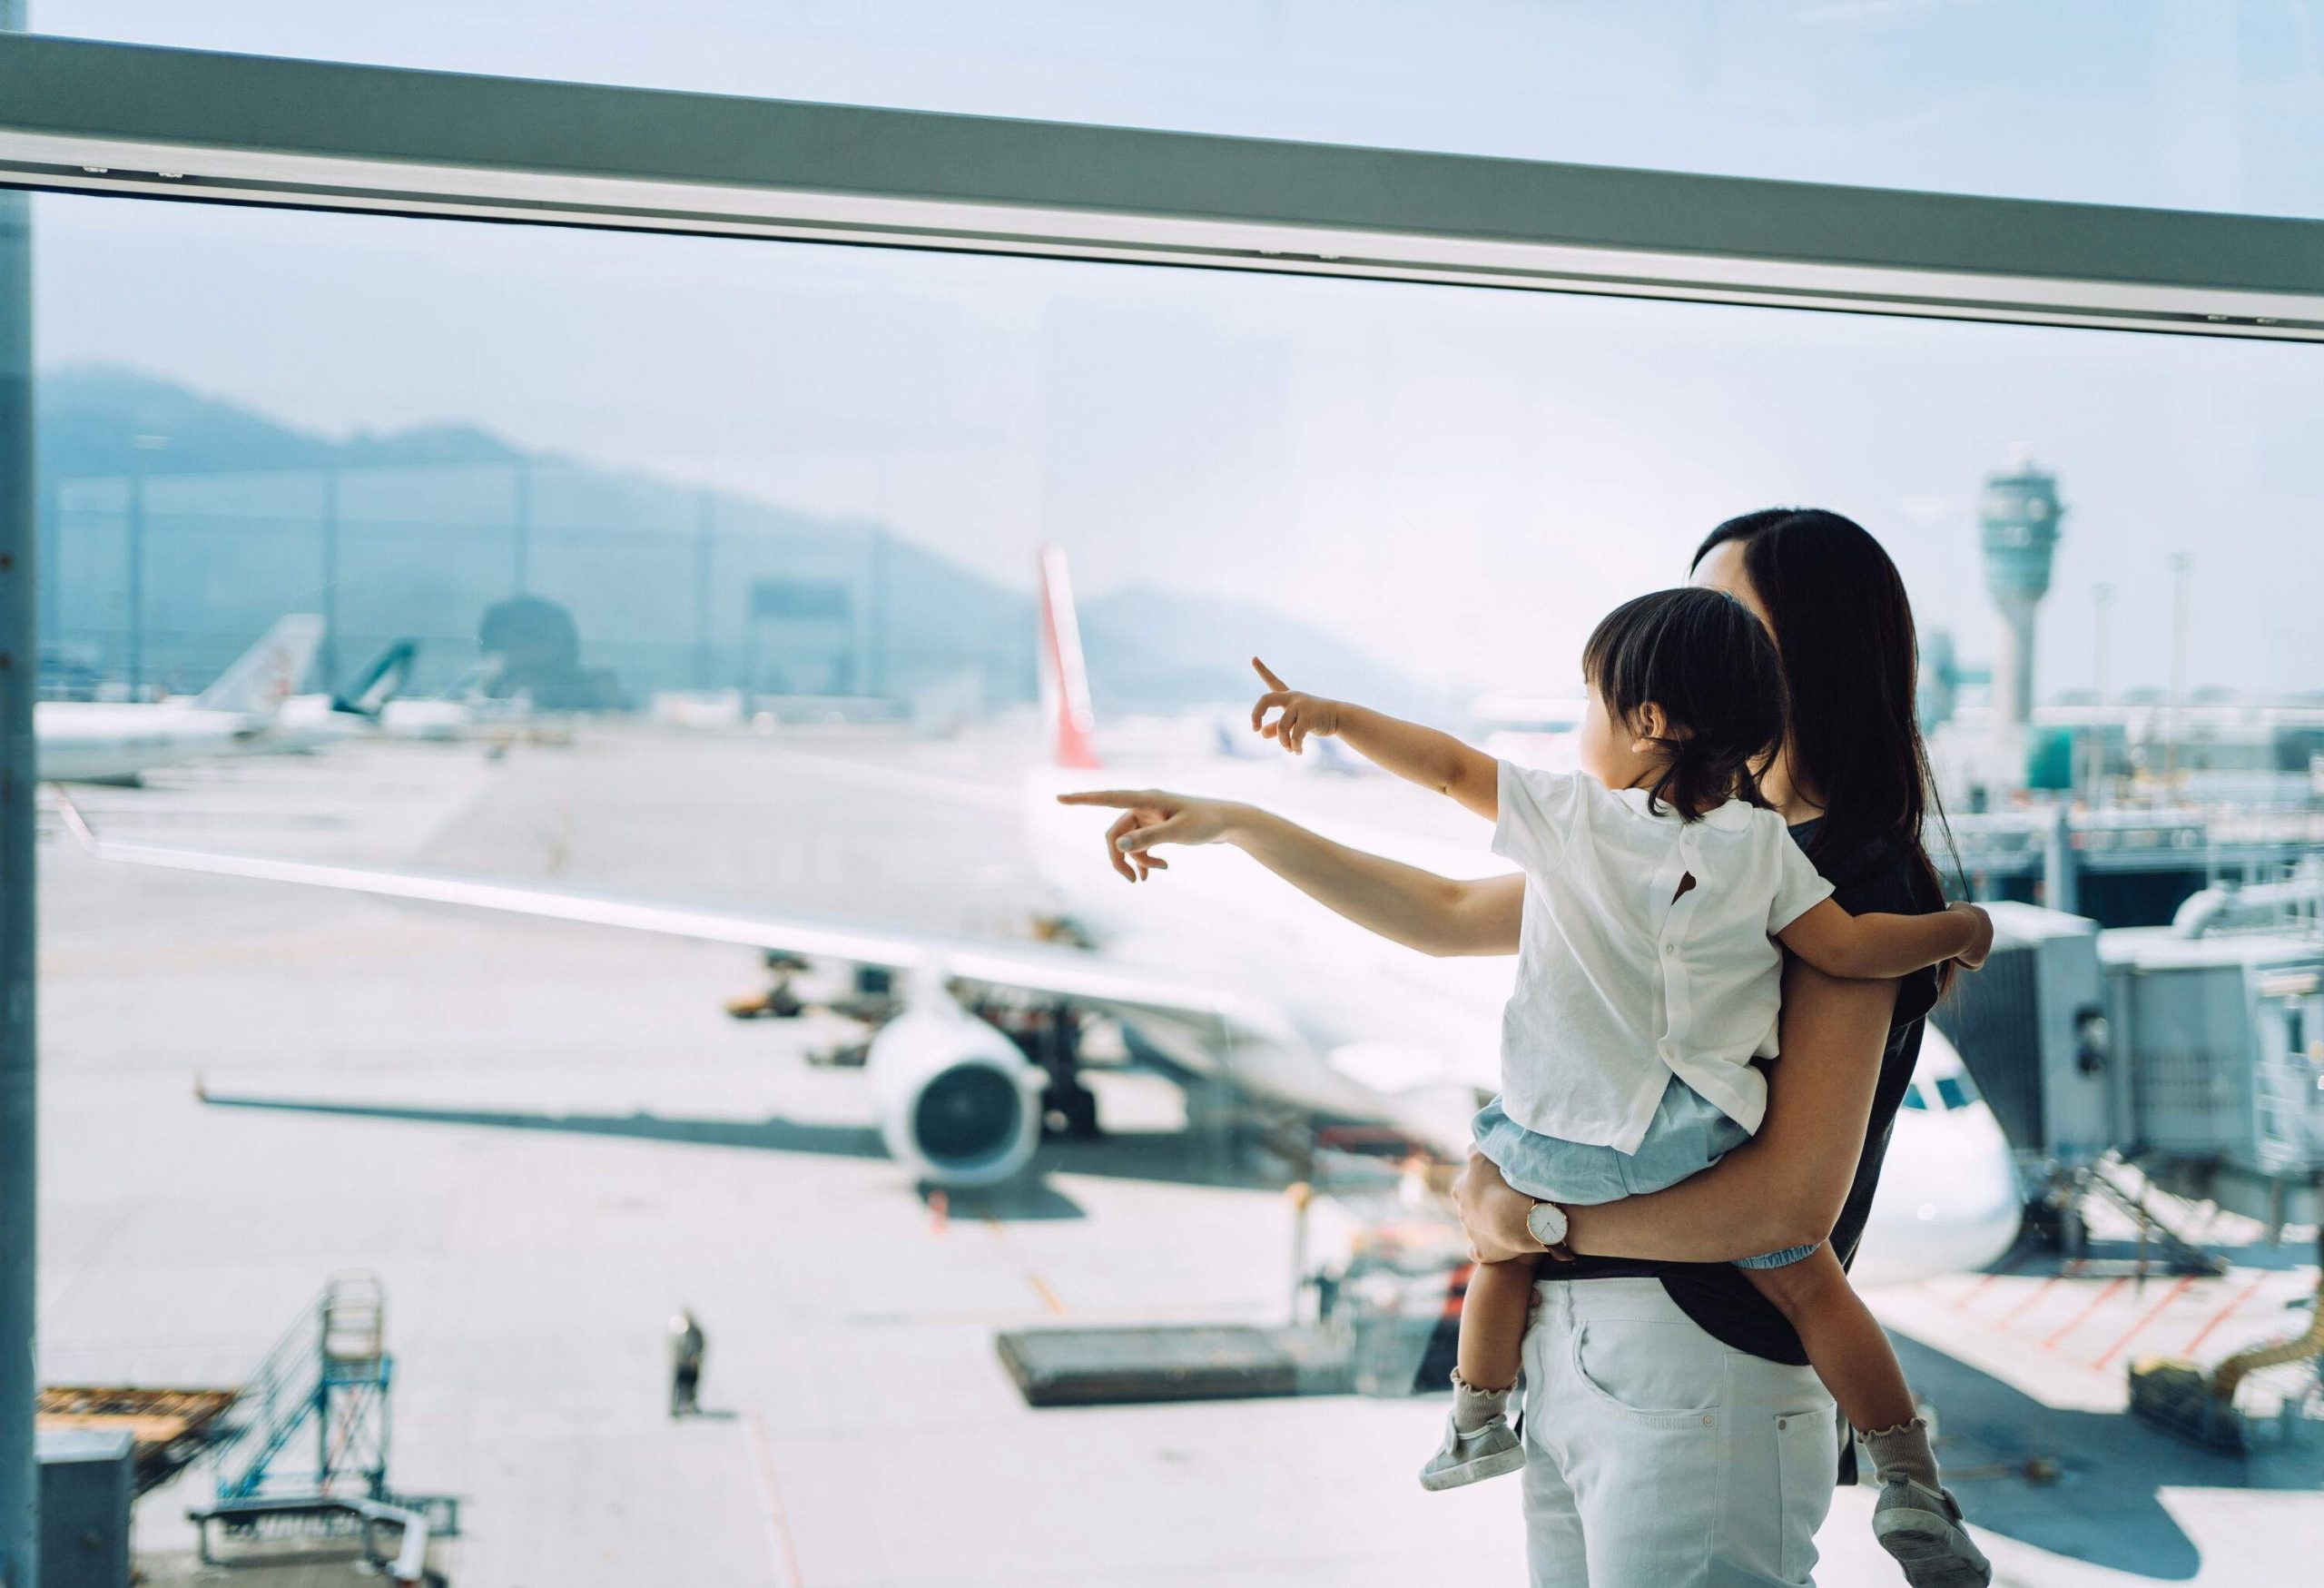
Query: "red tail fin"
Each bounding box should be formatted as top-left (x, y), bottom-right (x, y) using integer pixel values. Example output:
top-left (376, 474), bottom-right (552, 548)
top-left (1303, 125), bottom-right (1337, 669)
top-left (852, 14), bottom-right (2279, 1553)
top-left (1038, 544), bottom-right (1101, 771)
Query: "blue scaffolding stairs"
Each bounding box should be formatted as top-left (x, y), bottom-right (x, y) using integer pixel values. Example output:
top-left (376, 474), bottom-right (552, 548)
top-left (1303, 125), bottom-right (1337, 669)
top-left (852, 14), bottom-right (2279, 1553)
top-left (212, 1272), bottom-right (392, 1504)
top-left (191, 1273), bottom-right (458, 1578)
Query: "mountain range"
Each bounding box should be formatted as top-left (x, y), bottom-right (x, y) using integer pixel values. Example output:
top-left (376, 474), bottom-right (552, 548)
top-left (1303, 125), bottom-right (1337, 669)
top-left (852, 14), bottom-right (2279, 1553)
top-left (38, 366), bottom-right (1428, 717)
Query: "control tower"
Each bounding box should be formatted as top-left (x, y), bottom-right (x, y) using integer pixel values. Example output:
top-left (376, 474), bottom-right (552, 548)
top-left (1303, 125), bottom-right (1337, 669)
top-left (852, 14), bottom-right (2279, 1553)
top-left (1980, 458), bottom-right (2064, 726)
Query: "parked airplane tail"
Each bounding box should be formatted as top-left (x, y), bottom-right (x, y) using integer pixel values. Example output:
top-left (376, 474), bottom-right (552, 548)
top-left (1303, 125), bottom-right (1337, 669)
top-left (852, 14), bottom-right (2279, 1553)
top-left (195, 616), bottom-right (326, 715)
top-left (1037, 544), bottom-right (1100, 771)
top-left (331, 640), bottom-right (419, 719)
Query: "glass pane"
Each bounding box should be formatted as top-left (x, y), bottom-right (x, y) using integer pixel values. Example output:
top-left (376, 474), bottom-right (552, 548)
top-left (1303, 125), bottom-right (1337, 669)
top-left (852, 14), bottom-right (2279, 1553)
top-left (29, 190), bottom-right (2324, 1583)
top-left (34, 0), bottom-right (2324, 217)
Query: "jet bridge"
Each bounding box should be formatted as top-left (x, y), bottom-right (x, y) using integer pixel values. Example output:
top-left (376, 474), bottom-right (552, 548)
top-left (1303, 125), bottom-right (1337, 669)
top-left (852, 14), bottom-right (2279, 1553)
top-left (1934, 895), bottom-right (2324, 1449)
top-left (1934, 899), bottom-right (2324, 1234)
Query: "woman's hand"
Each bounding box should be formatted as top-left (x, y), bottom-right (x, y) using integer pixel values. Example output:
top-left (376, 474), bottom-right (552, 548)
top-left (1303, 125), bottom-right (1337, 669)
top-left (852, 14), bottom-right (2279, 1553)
top-left (1055, 789), bottom-right (1246, 883)
top-left (1453, 1151), bottom-right (1553, 1264)
top-left (1249, 657), bottom-right (1344, 755)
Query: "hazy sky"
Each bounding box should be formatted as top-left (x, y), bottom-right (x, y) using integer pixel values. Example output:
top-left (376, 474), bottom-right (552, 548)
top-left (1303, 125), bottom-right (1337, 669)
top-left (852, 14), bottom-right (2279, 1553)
top-left (25, 2), bottom-right (2324, 700)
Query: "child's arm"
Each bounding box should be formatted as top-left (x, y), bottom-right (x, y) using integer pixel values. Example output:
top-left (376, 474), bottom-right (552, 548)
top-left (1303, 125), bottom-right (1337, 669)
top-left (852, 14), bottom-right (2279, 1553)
top-left (1777, 898), bottom-right (1994, 979)
top-left (1250, 657), bottom-right (1499, 820)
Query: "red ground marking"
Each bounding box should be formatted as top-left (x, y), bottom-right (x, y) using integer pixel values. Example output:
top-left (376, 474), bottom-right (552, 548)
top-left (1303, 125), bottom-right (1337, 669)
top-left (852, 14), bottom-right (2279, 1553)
top-left (1949, 1271), bottom-right (2010, 1310)
top-left (2177, 1274), bottom-right (2272, 1360)
top-left (2041, 1277), bottom-right (2127, 1352)
top-left (1995, 1276), bottom-right (2061, 1327)
top-left (2090, 1276), bottom-right (2198, 1370)
top-left (743, 1409), bottom-right (808, 1588)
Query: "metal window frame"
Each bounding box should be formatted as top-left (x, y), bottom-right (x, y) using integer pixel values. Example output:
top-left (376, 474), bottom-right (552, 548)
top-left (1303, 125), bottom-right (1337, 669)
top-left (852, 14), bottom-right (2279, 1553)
top-left (4, 32), bottom-right (2323, 341)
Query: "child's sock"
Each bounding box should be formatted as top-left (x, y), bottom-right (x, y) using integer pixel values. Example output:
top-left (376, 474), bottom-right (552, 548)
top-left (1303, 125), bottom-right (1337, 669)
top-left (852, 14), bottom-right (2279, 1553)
top-left (1863, 1417), bottom-right (1942, 1490)
top-left (1451, 1371), bottom-right (1513, 1433)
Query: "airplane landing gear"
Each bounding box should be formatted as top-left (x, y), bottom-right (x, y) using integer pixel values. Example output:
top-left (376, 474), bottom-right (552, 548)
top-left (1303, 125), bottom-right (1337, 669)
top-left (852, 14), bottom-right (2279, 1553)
top-left (989, 1002), bottom-right (1102, 1140)
top-left (724, 951), bottom-right (812, 1020)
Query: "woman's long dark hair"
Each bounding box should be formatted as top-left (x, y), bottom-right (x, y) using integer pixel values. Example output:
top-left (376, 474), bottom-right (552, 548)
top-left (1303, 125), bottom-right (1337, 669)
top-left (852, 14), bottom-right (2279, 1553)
top-left (1691, 509), bottom-right (1961, 971)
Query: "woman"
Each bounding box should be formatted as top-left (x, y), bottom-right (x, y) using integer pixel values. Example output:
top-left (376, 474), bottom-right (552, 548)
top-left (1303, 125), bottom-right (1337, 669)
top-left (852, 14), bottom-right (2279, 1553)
top-left (1067, 508), bottom-right (1950, 1585)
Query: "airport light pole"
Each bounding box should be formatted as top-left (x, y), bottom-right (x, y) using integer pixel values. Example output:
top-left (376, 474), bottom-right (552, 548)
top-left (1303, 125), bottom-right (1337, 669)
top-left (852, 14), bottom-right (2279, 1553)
top-left (318, 467), bottom-right (340, 691)
top-left (510, 458), bottom-right (531, 596)
top-left (2089, 582), bottom-right (2113, 807)
top-left (123, 448), bottom-right (143, 697)
top-left (2165, 554), bottom-right (2192, 788)
top-left (0, 10), bottom-right (41, 1587)
top-left (866, 527), bottom-right (889, 701)
top-left (693, 489), bottom-right (714, 692)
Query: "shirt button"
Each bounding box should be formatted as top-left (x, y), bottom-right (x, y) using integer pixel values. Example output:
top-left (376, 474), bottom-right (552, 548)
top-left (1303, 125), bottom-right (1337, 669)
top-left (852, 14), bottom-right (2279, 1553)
top-left (1664, 942), bottom-right (1678, 954)
top-left (1702, 1414), bottom-right (1717, 1427)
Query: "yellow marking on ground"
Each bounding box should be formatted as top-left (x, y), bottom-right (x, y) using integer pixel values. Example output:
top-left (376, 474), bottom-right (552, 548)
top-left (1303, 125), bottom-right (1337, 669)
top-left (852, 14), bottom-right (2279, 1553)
top-left (1025, 1273), bottom-right (1068, 1315)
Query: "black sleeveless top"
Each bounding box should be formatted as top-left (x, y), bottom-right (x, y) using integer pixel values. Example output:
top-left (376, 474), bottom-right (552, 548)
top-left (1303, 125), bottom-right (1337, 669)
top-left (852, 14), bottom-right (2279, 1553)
top-left (1538, 818), bottom-right (1943, 1366)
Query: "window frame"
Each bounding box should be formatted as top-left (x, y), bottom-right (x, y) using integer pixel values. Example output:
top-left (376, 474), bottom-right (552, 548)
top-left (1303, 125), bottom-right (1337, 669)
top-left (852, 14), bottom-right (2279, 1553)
top-left (2, 31), bottom-right (2320, 342)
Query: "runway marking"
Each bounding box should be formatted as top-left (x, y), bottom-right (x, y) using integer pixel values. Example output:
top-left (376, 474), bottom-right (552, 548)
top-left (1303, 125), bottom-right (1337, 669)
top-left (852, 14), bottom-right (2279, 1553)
top-left (1025, 1273), bottom-right (1068, 1315)
top-left (2040, 1277), bottom-right (2126, 1351)
top-left (1994, 1276), bottom-right (2060, 1327)
top-left (742, 1409), bottom-right (808, 1588)
top-left (1947, 1268), bottom-right (2013, 1310)
top-left (2177, 1273), bottom-right (2271, 1360)
top-left (2090, 1275), bottom-right (2198, 1370)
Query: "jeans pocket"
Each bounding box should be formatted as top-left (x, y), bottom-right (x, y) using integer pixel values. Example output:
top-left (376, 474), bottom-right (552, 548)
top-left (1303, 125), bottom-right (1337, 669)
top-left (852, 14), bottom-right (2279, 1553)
top-left (1773, 1407), bottom-right (1837, 1584)
top-left (1568, 1319), bottom-right (1725, 1429)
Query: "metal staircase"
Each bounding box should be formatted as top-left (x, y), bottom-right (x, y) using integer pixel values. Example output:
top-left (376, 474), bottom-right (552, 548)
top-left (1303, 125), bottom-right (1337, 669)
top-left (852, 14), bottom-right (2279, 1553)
top-left (192, 1274), bottom-right (457, 1583)
top-left (211, 1272), bottom-right (391, 1504)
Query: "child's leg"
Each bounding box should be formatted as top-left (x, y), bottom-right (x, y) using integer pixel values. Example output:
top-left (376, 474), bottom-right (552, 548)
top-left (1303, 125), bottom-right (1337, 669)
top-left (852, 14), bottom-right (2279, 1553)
top-left (1451, 1256), bottom-right (1534, 1429)
top-left (1746, 1247), bottom-right (1991, 1584)
top-left (1419, 1254), bottom-right (1533, 1491)
top-left (1738, 1245), bottom-right (1937, 1486)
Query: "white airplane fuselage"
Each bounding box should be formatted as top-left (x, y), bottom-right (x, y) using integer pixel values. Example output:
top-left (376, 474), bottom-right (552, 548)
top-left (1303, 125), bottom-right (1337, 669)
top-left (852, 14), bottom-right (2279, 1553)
top-left (254, 694), bottom-right (372, 755)
top-left (34, 700), bottom-right (261, 782)
top-left (378, 699), bottom-right (475, 742)
top-left (1024, 759), bottom-right (2022, 1287)
top-left (34, 616), bottom-right (327, 783)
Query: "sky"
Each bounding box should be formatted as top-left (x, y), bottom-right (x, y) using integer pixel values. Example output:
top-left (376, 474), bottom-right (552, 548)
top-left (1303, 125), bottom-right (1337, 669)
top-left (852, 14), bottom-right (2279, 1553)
top-left (24, 2), bottom-right (2324, 701)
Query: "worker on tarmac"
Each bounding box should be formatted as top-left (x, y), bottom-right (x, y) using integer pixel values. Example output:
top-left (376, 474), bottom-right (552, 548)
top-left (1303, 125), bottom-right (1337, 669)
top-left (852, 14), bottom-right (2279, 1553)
top-left (669, 1309), bottom-right (706, 1417)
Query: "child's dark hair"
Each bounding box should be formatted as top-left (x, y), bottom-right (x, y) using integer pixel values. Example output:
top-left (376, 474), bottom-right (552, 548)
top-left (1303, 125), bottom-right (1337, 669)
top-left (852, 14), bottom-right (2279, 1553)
top-left (1581, 587), bottom-right (1786, 821)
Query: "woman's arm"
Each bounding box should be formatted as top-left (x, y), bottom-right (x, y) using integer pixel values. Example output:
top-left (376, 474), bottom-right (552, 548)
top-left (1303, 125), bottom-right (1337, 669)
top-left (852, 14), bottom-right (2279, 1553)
top-left (1056, 790), bottom-right (1522, 957)
top-left (1456, 960), bottom-right (1900, 1262)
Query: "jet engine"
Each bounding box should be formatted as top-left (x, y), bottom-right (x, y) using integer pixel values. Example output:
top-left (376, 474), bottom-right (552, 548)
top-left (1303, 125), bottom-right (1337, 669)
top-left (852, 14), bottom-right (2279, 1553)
top-left (867, 1001), bottom-right (1044, 1187)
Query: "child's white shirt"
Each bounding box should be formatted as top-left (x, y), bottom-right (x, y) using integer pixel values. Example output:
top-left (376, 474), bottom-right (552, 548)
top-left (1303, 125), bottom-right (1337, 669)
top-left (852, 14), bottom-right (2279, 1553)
top-left (1492, 760), bottom-right (1835, 1155)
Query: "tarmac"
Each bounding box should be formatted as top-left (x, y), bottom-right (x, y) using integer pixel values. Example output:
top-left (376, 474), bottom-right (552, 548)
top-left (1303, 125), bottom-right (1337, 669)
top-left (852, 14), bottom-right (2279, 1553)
top-left (31, 720), bottom-right (2324, 1585)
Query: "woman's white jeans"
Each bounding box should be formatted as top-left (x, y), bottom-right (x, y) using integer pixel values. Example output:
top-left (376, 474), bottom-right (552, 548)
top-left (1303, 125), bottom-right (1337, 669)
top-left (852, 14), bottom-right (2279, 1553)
top-left (1520, 1278), bottom-right (1838, 1587)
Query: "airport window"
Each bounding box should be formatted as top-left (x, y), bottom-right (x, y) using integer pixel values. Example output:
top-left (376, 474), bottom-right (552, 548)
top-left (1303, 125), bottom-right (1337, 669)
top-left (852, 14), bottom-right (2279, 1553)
top-left (23, 163), bottom-right (2324, 1583)
top-left (34, 0), bottom-right (2324, 217)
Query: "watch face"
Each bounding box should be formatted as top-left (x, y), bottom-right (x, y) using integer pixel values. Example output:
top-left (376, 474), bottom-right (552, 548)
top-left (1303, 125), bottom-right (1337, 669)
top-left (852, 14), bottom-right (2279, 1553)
top-left (1528, 1200), bottom-right (1569, 1248)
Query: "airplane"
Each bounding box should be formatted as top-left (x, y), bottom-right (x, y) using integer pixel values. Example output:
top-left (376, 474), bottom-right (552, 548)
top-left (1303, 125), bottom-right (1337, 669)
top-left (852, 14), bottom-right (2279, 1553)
top-left (258, 641), bottom-right (422, 755)
top-left (35, 616), bottom-right (327, 784)
top-left (372, 656), bottom-right (531, 743)
top-left (60, 548), bottom-right (2021, 1285)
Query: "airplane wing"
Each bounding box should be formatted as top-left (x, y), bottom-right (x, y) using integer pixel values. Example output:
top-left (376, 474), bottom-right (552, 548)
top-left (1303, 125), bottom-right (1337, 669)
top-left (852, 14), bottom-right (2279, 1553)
top-left (57, 799), bottom-right (1247, 1029)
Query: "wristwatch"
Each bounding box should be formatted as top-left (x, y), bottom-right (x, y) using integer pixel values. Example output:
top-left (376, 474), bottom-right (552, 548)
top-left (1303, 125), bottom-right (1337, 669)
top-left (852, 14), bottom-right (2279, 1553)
top-left (1525, 1198), bottom-right (1570, 1250)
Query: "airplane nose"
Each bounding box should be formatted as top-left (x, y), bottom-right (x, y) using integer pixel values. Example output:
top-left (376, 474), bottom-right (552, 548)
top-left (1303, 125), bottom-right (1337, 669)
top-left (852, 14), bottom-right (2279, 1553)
top-left (1862, 1109), bottom-right (2024, 1285)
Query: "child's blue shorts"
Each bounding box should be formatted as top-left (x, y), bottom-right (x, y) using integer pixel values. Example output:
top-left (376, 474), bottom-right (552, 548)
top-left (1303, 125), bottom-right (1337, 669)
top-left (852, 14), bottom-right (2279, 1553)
top-left (1472, 1075), bottom-right (1817, 1269)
